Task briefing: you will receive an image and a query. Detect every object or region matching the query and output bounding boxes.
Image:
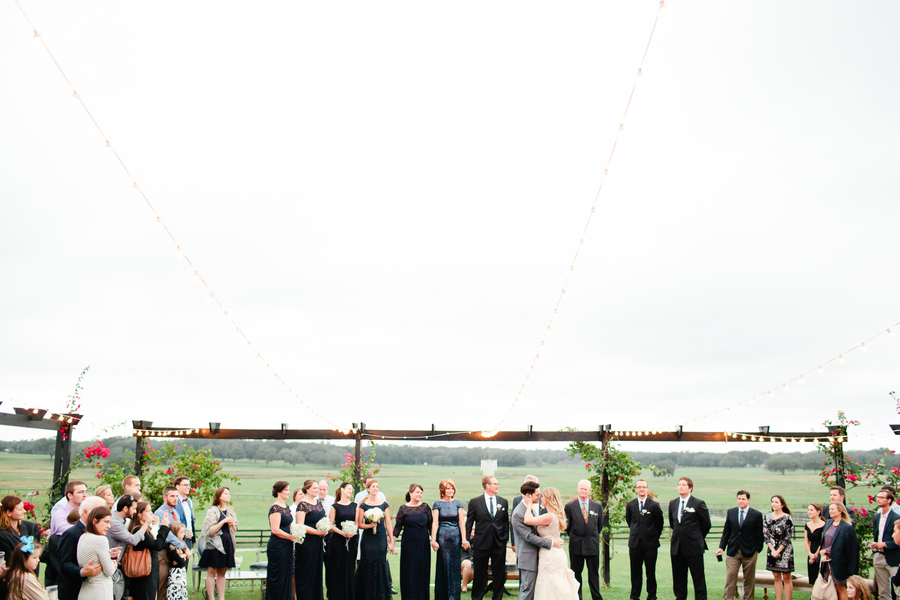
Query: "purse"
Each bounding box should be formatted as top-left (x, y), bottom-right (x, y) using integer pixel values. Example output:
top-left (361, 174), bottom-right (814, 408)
top-left (812, 562), bottom-right (838, 600)
top-left (121, 545), bottom-right (151, 578)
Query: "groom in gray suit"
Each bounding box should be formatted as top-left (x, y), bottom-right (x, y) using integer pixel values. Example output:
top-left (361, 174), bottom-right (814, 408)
top-left (511, 481), bottom-right (563, 600)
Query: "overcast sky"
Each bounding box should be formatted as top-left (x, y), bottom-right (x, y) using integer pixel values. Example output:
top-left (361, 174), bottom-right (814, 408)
top-left (1, 1), bottom-right (898, 454)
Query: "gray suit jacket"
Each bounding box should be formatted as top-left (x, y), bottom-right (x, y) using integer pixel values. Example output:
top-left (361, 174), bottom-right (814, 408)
top-left (511, 501), bottom-right (552, 572)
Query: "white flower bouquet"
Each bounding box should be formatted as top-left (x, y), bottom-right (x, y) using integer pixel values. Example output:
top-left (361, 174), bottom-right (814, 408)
top-left (341, 521), bottom-right (358, 537)
top-left (290, 523), bottom-right (306, 544)
top-left (363, 507), bottom-right (385, 534)
top-left (316, 517), bottom-right (331, 533)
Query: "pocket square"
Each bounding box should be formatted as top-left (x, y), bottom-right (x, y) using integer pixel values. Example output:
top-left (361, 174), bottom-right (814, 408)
top-left (684, 507), bottom-right (696, 513)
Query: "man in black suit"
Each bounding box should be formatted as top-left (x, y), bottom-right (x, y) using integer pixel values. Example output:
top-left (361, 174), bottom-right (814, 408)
top-left (625, 479), bottom-right (664, 600)
top-left (565, 479), bottom-right (604, 600)
top-left (511, 475), bottom-right (540, 551)
top-left (58, 496), bottom-right (108, 600)
top-left (716, 490), bottom-right (764, 600)
top-left (669, 477), bottom-right (711, 600)
top-left (466, 475), bottom-right (510, 600)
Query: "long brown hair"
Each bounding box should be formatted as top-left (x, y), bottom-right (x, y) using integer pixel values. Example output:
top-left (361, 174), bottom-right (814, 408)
top-left (212, 487), bottom-right (230, 508)
top-left (771, 495), bottom-right (792, 516)
top-left (0, 495), bottom-right (22, 532)
top-left (847, 575), bottom-right (873, 600)
top-left (130, 501), bottom-right (151, 534)
top-left (5, 541), bottom-right (42, 600)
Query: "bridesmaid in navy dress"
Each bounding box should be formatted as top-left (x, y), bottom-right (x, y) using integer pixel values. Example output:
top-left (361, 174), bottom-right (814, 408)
top-left (326, 482), bottom-right (358, 600)
top-left (356, 479), bottom-right (394, 600)
top-left (431, 479), bottom-right (469, 600)
top-left (266, 481), bottom-right (295, 600)
top-left (393, 484), bottom-right (433, 600)
top-left (295, 479), bottom-right (328, 600)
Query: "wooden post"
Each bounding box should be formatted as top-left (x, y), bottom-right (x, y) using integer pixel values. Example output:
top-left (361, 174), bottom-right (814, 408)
top-left (50, 424), bottom-right (72, 504)
top-left (134, 437), bottom-right (145, 477)
top-left (600, 425), bottom-right (611, 587)
top-left (832, 435), bottom-right (846, 489)
top-left (353, 423), bottom-right (364, 495)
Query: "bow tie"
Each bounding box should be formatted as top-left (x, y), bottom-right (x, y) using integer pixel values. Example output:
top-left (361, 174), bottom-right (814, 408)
top-left (181, 498), bottom-right (188, 502)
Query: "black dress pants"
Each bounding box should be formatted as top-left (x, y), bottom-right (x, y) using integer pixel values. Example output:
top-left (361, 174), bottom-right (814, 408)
top-left (472, 545), bottom-right (506, 600)
top-left (571, 553), bottom-right (603, 600)
top-left (629, 545), bottom-right (658, 600)
top-left (671, 551), bottom-right (706, 600)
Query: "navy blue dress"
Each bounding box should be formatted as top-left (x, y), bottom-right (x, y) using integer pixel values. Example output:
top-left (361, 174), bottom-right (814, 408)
top-left (325, 502), bottom-right (358, 600)
top-left (355, 501), bottom-right (391, 600)
top-left (433, 500), bottom-right (464, 600)
top-left (295, 500), bottom-right (326, 600)
top-left (198, 508), bottom-right (236, 569)
top-left (266, 504), bottom-right (294, 600)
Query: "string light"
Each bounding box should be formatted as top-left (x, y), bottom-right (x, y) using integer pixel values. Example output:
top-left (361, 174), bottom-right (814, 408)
top-left (486, 1), bottom-right (668, 434)
top-left (12, 2), bottom-right (345, 432)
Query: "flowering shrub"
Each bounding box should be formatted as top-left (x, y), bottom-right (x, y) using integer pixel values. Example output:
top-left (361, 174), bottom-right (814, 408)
top-left (326, 442), bottom-right (380, 489)
top-left (84, 441), bottom-right (111, 460)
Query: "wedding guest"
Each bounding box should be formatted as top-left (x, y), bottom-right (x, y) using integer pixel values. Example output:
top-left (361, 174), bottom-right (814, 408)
top-left (765, 495), bottom-right (794, 600)
top-left (353, 477), bottom-right (393, 592)
top-left (114, 477), bottom-right (141, 510)
top-left (393, 484), bottom-right (432, 600)
top-left (847, 575), bottom-right (874, 600)
top-left (567, 479), bottom-right (604, 600)
top-left (106, 495), bottom-right (149, 600)
top-left (295, 480), bottom-right (327, 600)
top-left (827, 487), bottom-right (854, 525)
top-left (3, 540), bottom-right (49, 600)
top-left (266, 481), bottom-right (294, 600)
top-left (461, 534), bottom-right (475, 594)
top-left (94, 487), bottom-right (115, 511)
top-left (154, 486), bottom-right (190, 599)
top-left (59, 496), bottom-right (107, 600)
top-left (198, 487), bottom-right (237, 600)
top-left (806, 504), bottom-right (825, 585)
top-left (173, 477), bottom-right (196, 550)
top-left (51, 482), bottom-right (88, 536)
top-left (165, 522), bottom-right (189, 600)
top-left (718, 491), bottom-right (764, 600)
top-left (821, 502), bottom-right (859, 600)
top-left (356, 479), bottom-right (394, 600)
top-left (290, 487), bottom-right (305, 521)
top-left (432, 478), bottom-right (468, 600)
top-left (625, 479), bottom-right (663, 600)
top-left (125, 501), bottom-right (171, 600)
top-left (669, 477), bottom-right (711, 600)
top-left (510, 475), bottom-right (539, 551)
top-left (466, 476), bottom-right (509, 600)
top-left (871, 489), bottom-right (899, 600)
top-left (0, 495), bottom-right (42, 567)
top-left (318, 481), bottom-right (335, 516)
top-left (326, 482), bottom-right (358, 600)
top-left (77, 506), bottom-right (117, 600)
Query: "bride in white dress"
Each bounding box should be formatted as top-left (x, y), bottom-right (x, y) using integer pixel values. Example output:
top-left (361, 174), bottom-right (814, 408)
top-left (522, 487), bottom-right (581, 600)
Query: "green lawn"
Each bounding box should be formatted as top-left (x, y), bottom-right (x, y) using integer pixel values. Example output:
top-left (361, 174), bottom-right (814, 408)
top-left (0, 454), bottom-right (861, 600)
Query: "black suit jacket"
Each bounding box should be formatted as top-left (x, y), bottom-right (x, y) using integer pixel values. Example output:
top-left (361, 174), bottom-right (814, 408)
top-left (669, 495), bottom-right (711, 557)
top-left (873, 509), bottom-right (900, 567)
top-left (625, 497), bottom-right (664, 550)
top-left (718, 506), bottom-right (764, 557)
top-left (565, 498), bottom-right (603, 556)
top-left (57, 520), bottom-right (86, 600)
top-left (466, 494), bottom-right (509, 553)
top-left (823, 519), bottom-right (859, 581)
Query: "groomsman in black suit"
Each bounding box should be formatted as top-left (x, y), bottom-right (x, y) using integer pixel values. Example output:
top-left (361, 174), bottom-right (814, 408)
top-left (565, 479), bottom-right (604, 600)
top-left (716, 490), bottom-right (764, 600)
top-left (466, 475), bottom-right (510, 600)
top-left (625, 479), bottom-right (664, 600)
top-left (669, 477), bottom-right (711, 600)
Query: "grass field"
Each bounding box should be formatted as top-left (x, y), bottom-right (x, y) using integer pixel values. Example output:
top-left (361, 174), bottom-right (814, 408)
top-left (1, 454), bottom-right (867, 600)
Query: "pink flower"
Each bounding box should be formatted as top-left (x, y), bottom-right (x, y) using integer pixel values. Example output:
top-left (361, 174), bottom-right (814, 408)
top-left (166, 468), bottom-right (174, 474)
top-left (23, 502), bottom-right (35, 512)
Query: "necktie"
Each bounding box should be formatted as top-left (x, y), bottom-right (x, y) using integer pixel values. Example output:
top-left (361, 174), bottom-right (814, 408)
top-left (679, 500), bottom-right (685, 522)
top-left (490, 497), bottom-right (495, 518)
top-left (640, 500), bottom-right (644, 513)
top-left (739, 510), bottom-right (744, 527)
top-left (582, 502), bottom-right (588, 523)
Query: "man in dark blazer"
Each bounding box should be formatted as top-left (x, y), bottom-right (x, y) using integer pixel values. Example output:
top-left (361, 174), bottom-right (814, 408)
top-left (872, 489), bottom-right (900, 600)
top-left (58, 496), bottom-right (106, 600)
top-left (466, 475), bottom-right (510, 600)
top-left (511, 475), bottom-right (542, 551)
top-left (669, 477), bottom-right (711, 600)
top-left (716, 490), bottom-right (764, 600)
top-left (625, 479), bottom-right (664, 600)
top-left (565, 479), bottom-right (604, 600)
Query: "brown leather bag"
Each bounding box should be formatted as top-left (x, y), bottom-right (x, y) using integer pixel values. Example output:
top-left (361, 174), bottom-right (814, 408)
top-left (122, 545), bottom-right (151, 578)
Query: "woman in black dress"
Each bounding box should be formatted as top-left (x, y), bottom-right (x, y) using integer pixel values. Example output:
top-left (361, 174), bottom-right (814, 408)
top-left (295, 479), bottom-right (328, 600)
top-left (198, 487), bottom-right (238, 600)
top-left (326, 482), bottom-right (358, 600)
top-left (267, 481), bottom-right (295, 600)
top-left (126, 501), bottom-right (172, 600)
top-left (356, 479), bottom-right (394, 600)
top-left (805, 503), bottom-right (825, 584)
top-left (393, 484), bottom-right (432, 600)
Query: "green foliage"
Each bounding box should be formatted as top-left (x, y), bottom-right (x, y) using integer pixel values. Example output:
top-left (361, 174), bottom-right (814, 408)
top-left (567, 436), bottom-right (647, 528)
top-left (327, 441), bottom-right (381, 488)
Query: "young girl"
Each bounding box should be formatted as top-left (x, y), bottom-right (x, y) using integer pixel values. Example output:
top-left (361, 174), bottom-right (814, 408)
top-left (166, 522), bottom-right (189, 600)
top-left (4, 539), bottom-right (49, 600)
top-left (846, 575), bottom-right (873, 600)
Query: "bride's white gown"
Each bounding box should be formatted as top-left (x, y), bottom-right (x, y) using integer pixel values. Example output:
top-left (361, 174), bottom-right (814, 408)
top-left (534, 514), bottom-right (580, 600)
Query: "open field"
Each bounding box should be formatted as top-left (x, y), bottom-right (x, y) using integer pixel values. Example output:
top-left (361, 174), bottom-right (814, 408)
top-left (0, 454), bottom-right (865, 599)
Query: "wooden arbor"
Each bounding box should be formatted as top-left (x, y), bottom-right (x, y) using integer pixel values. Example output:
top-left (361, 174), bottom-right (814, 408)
top-left (130, 421), bottom-right (841, 586)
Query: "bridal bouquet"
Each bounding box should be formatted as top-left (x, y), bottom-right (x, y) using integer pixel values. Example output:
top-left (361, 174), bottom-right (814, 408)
top-left (290, 523), bottom-right (306, 544)
top-left (363, 507), bottom-right (384, 534)
top-left (316, 517), bottom-right (331, 534)
top-left (341, 521), bottom-right (358, 537)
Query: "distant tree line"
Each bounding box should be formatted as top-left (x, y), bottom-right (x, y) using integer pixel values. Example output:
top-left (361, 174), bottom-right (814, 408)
top-left (2, 437), bottom-right (896, 475)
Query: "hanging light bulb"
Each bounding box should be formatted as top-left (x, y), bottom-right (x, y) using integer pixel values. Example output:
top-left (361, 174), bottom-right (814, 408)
top-left (839, 355), bottom-right (845, 365)
top-left (818, 366), bottom-right (824, 375)
top-left (799, 376), bottom-right (805, 384)
top-left (861, 343), bottom-right (867, 353)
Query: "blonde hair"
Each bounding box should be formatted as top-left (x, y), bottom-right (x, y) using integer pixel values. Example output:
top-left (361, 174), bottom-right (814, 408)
top-left (540, 487), bottom-right (568, 531)
top-left (847, 576), bottom-right (873, 600)
top-left (830, 502), bottom-right (853, 524)
top-left (169, 521), bottom-right (185, 537)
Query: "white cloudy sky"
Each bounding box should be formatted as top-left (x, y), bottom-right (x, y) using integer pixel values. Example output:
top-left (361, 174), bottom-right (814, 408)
top-left (1, 1), bottom-right (898, 453)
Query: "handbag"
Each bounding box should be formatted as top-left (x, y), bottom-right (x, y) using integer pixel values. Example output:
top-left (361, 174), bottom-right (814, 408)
top-left (812, 562), bottom-right (838, 600)
top-left (121, 545), bottom-right (151, 578)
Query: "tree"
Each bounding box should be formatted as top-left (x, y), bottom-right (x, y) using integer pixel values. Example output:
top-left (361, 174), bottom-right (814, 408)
top-left (652, 459), bottom-right (676, 478)
top-left (256, 446), bottom-right (277, 466)
top-left (229, 442), bottom-right (247, 464)
top-left (765, 454), bottom-right (801, 475)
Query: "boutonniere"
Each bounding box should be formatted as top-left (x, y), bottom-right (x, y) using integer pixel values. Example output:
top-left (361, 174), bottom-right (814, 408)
top-left (496, 505), bottom-right (504, 512)
top-left (684, 507), bottom-right (696, 513)
top-left (640, 509), bottom-right (649, 516)
top-left (589, 510), bottom-right (597, 516)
